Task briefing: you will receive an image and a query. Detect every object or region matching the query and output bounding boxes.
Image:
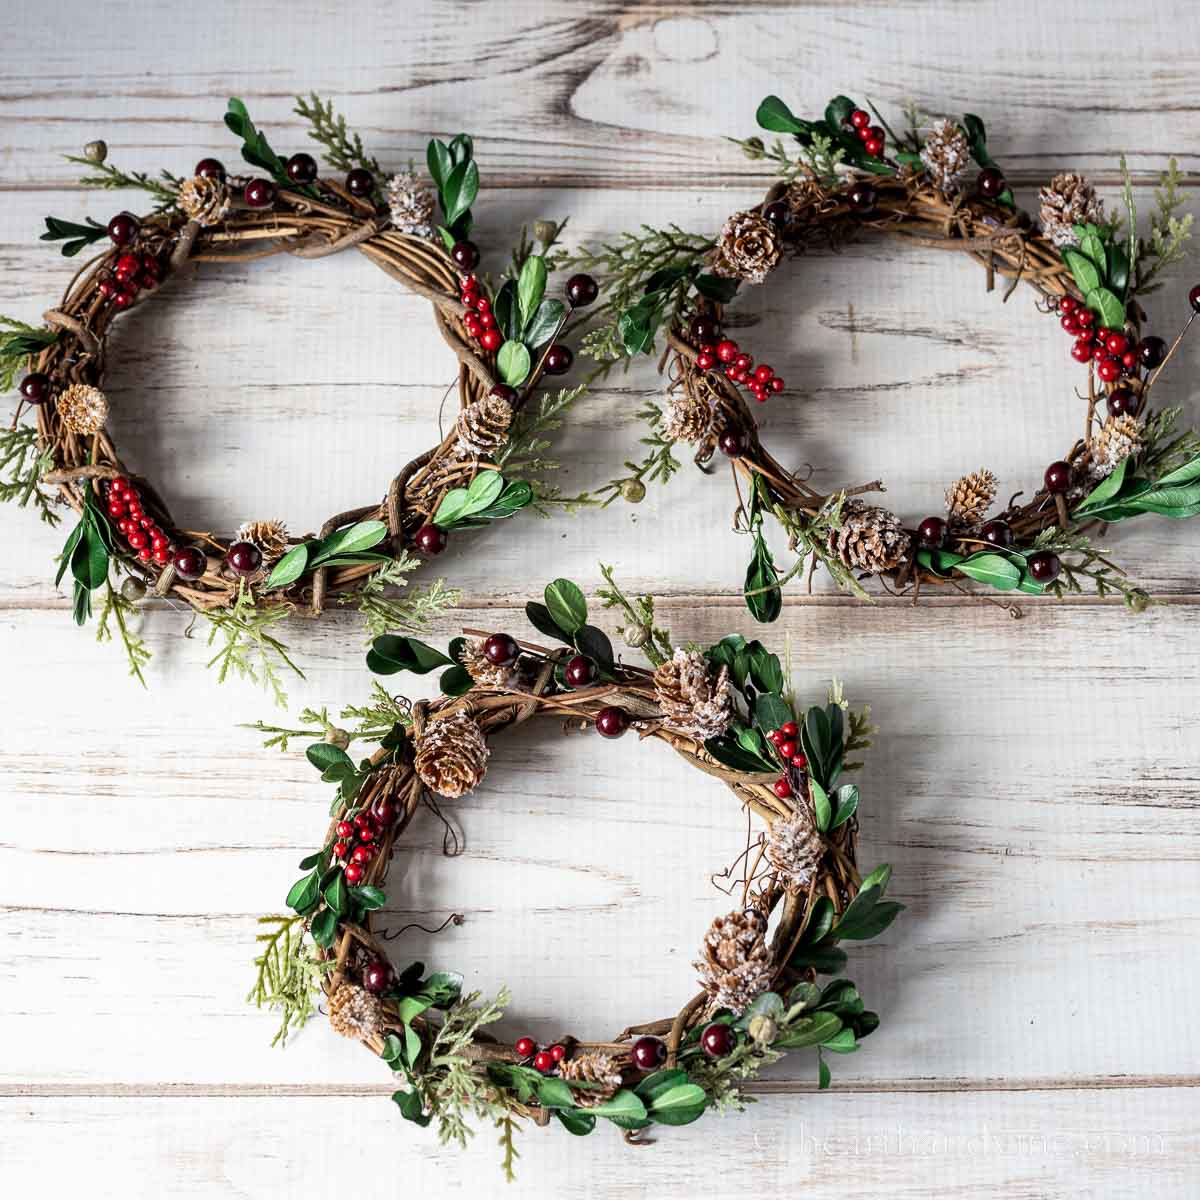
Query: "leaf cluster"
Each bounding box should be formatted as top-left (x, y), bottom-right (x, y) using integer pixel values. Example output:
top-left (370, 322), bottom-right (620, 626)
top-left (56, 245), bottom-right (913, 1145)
top-left (426, 134), bottom-right (478, 245)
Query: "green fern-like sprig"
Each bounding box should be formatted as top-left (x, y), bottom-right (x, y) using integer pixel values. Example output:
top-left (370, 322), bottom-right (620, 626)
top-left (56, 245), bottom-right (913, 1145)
top-left (0, 422), bottom-right (59, 525)
top-left (96, 577), bottom-right (152, 686)
top-left (64, 155), bottom-right (181, 212)
top-left (247, 914), bottom-right (330, 1047)
top-left (202, 584), bottom-right (304, 707)
top-left (293, 93), bottom-right (383, 176)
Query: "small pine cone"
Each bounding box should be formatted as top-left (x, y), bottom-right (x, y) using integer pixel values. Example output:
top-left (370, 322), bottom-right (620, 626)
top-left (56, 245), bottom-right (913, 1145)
top-left (55, 383), bottom-right (108, 436)
top-left (694, 909), bottom-right (774, 1015)
top-left (386, 171), bottom-right (435, 239)
top-left (236, 519), bottom-right (290, 564)
top-left (1039, 172), bottom-right (1104, 248)
top-left (765, 814), bottom-right (825, 891)
top-left (662, 386), bottom-right (716, 444)
top-left (919, 120), bottom-right (972, 198)
top-left (829, 501), bottom-right (910, 575)
top-left (653, 648), bottom-right (733, 741)
top-left (945, 468), bottom-right (998, 530)
top-left (711, 210), bottom-right (782, 284)
top-left (414, 710), bottom-right (490, 799)
top-left (328, 981), bottom-right (386, 1041)
top-left (454, 391), bottom-right (514, 459)
top-left (459, 638), bottom-right (517, 689)
top-left (178, 174), bottom-right (231, 227)
top-left (559, 1051), bottom-right (622, 1108)
top-left (1089, 414), bottom-right (1144, 480)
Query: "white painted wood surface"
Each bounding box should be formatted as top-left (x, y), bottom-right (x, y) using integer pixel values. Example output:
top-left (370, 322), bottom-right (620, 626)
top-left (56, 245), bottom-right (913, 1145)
top-left (2, 3), bottom-right (1199, 1196)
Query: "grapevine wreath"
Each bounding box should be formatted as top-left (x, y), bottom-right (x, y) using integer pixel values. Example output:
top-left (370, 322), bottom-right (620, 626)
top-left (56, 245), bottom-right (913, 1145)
top-left (1, 96), bottom-right (599, 689)
top-left (249, 570), bottom-right (898, 1176)
top-left (569, 95), bottom-right (1200, 621)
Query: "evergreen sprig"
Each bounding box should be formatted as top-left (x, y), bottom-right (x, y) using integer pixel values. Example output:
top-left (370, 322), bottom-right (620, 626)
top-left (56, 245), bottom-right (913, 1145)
top-left (247, 914), bottom-right (330, 1047)
top-left (596, 562), bottom-right (673, 666)
top-left (202, 584), bottom-right (304, 707)
top-left (64, 154), bottom-right (181, 212)
top-left (293, 92), bottom-right (384, 176)
top-left (96, 578), bottom-right (152, 687)
top-left (0, 422), bottom-right (59, 525)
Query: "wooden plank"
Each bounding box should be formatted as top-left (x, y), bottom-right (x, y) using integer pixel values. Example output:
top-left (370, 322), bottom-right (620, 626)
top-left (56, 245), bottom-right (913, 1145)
top-left (2, 600), bottom-right (1198, 1087)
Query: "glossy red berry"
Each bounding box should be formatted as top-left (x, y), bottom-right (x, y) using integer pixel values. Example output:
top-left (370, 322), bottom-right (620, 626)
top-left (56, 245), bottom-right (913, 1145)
top-left (344, 862), bottom-right (365, 885)
top-left (1190, 284), bottom-right (1200, 313)
top-left (1057, 296), bottom-right (1078, 314)
top-left (474, 295), bottom-right (491, 313)
top-left (194, 157), bottom-right (226, 181)
top-left (977, 167), bottom-right (1006, 199)
top-left (1106, 388), bottom-right (1137, 418)
top-left (1104, 332), bottom-right (1129, 356)
top-left (917, 516), bottom-right (948, 548)
top-left (127, 530), bottom-right (148, 551)
top-left (1071, 339), bottom-right (1092, 363)
top-left (489, 384), bottom-right (517, 405)
top-left (479, 328), bottom-right (503, 352)
top-left (980, 519), bottom-right (1014, 548)
top-left (767, 729), bottom-right (783, 745)
top-left (345, 167), bottom-right (374, 197)
top-left (770, 377), bottom-right (785, 393)
top-left (690, 315), bottom-right (722, 345)
top-left (372, 798), bottom-right (396, 827)
top-left (18, 373), bottom-right (51, 406)
top-left (533, 1050), bottom-right (554, 1074)
top-left (1061, 315), bottom-right (1082, 336)
top-left (1044, 461), bottom-right (1072, 493)
top-left (332, 841), bottom-right (348, 859)
top-left (780, 721), bottom-right (798, 739)
top-left (564, 654), bottom-right (598, 688)
top-left (484, 633), bottom-right (520, 666)
top-left (351, 845), bottom-right (374, 865)
top-left (734, 352), bottom-right (753, 371)
top-left (336, 820), bottom-right (354, 839)
top-left (450, 241), bottom-right (479, 270)
top-left (1028, 551), bottom-right (1061, 583)
top-left (863, 136), bottom-right (885, 157)
top-left (778, 740), bottom-right (798, 760)
top-left (791, 753), bottom-right (807, 769)
top-left (244, 178), bottom-right (275, 208)
top-left (285, 152), bottom-right (317, 183)
top-left (719, 428), bottom-right (749, 457)
top-left (566, 273), bottom-right (599, 307)
top-left (515, 1036), bottom-right (536, 1059)
top-left (847, 181), bottom-right (877, 213)
top-left (631, 1036), bottom-right (667, 1070)
top-left (361, 959), bottom-right (393, 995)
top-left (697, 351), bottom-right (716, 370)
top-left (1121, 350), bottom-right (1138, 370)
top-left (773, 777), bottom-right (793, 799)
top-left (701, 1022), bottom-right (735, 1058)
top-left (1137, 336), bottom-right (1167, 369)
top-left (716, 339), bottom-right (739, 364)
top-left (114, 252), bottom-right (140, 280)
top-left (549, 1043), bottom-right (567, 1064)
top-left (107, 212), bottom-right (139, 245)
top-left (414, 524), bottom-right (447, 556)
top-left (595, 706), bottom-right (630, 738)
top-left (226, 540), bottom-right (263, 576)
top-left (544, 344), bottom-right (573, 375)
top-left (1076, 308), bottom-right (1094, 327)
top-left (1097, 357), bottom-right (1122, 383)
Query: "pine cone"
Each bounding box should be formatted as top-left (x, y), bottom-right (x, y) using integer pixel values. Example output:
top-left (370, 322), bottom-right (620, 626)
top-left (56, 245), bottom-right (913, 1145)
top-left (55, 383), bottom-right (108, 436)
top-left (765, 814), bottom-right (825, 891)
top-left (237, 519), bottom-right (290, 564)
top-left (662, 386), bottom-right (716, 444)
top-left (828, 501), bottom-right (910, 575)
top-left (694, 909), bottom-right (774, 1015)
top-left (653, 648), bottom-right (733, 741)
top-left (387, 171), bottom-right (435, 239)
top-left (1039, 172), bottom-right (1103, 248)
top-left (945, 468), bottom-right (998, 530)
top-left (178, 175), bottom-right (231, 227)
top-left (328, 981), bottom-right (386, 1041)
top-left (559, 1051), bottom-right (622, 1108)
top-left (919, 120), bottom-right (972, 197)
top-left (459, 638), bottom-right (517, 688)
top-left (1089, 414), bottom-right (1144, 479)
top-left (454, 391), bottom-right (514, 459)
top-left (711, 210), bottom-right (782, 284)
top-left (414, 710), bottom-right (490, 799)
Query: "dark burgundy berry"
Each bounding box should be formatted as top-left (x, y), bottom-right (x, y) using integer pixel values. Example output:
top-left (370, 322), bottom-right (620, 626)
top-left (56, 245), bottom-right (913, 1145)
top-left (1028, 550), bottom-right (1061, 583)
top-left (917, 516), bottom-right (948, 548)
top-left (244, 178), bottom-right (275, 208)
top-left (977, 167), bottom-right (1006, 199)
top-left (490, 383), bottom-right (518, 404)
top-left (414, 523), bottom-right (447, 556)
top-left (979, 519), bottom-right (1014, 549)
top-left (700, 1022), bottom-right (735, 1058)
top-left (762, 200), bottom-right (790, 228)
top-left (226, 540), bottom-right (263, 577)
top-left (544, 344), bottom-right (573, 375)
top-left (564, 654), bottom-right (598, 688)
top-left (173, 546), bottom-right (208, 580)
top-left (1190, 284), bottom-right (1200, 314)
top-left (285, 152), bottom-right (317, 183)
top-left (689, 314), bottom-right (722, 345)
top-left (565, 273), bottom-right (599, 307)
top-left (483, 633), bottom-right (520, 667)
top-left (1044, 461), bottom-right (1072, 494)
top-left (719, 428), bottom-right (749, 457)
top-left (1107, 387), bottom-right (1138, 418)
top-left (1136, 336), bottom-right (1167, 369)
top-left (847, 181), bottom-right (877, 213)
top-left (450, 240), bottom-right (480, 271)
top-left (346, 167), bottom-right (374, 197)
top-left (631, 1035), bottom-right (666, 1070)
top-left (595, 706), bottom-right (630, 739)
top-left (361, 959), bottom-right (394, 995)
top-left (107, 212), bottom-right (139, 245)
top-left (194, 158), bottom-right (226, 181)
top-left (18, 373), bottom-right (51, 406)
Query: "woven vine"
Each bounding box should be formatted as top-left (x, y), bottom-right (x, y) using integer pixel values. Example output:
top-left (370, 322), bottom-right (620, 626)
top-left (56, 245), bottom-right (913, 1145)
top-left (251, 571), bottom-right (897, 1175)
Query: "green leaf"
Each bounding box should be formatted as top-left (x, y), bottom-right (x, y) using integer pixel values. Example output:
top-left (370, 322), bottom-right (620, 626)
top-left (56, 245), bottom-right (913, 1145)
top-left (756, 94), bottom-right (808, 135)
top-left (324, 871), bottom-right (349, 916)
top-left (633, 1068), bottom-right (689, 1103)
top-left (523, 297), bottom-right (565, 349)
top-left (369, 635), bottom-right (454, 675)
top-left (351, 885), bottom-right (387, 911)
top-left (285, 871), bottom-right (320, 913)
top-left (802, 896), bottom-right (836, 945)
top-left (811, 778), bottom-right (832, 832)
top-left (305, 742), bottom-right (354, 774)
top-left (818, 1055), bottom-right (831, 1089)
top-left (822, 1027), bottom-right (859, 1054)
top-left (831, 784), bottom-right (859, 829)
top-left (1063, 247), bottom-right (1102, 296)
top-left (589, 1090), bottom-right (648, 1122)
top-left (744, 533), bottom-right (782, 624)
top-left (1079, 230), bottom-right (1108, 277)
top-left (1074, 455), bottom-right (1130, 515)
top-left (556, 1109), bottom-right (596, 1136)
top-left (694, 273), bottom-right (739, 303)
top-left (56, 519), bottom-right (84, 587)
top-left (464, 469), bottom-right (504, 512)
top-left (703, 734), bottom-right (776, 775)
top-left (264, 542), bottom-right (311, 590)
top-left (1155, 452), bottom-right (1200, 488)
top-left (70, 525), bottom-right (108, 591)
top-left (1107, 242), bottom-right (1130, 298)
top-left (493, 279), bottom-right (521, 342)
top-left (838, 896), bottom-right (905, 941)
top-left (747, 644), bottom-right (784, 695)
top-left (465, 480), bottom-right (534, 524)
top-left (391, 1089), bottom-right (432, 1127)
top-left (544, 578), bottom-right (587, 634)
top-left (954, 552), bottom-right (1021, 592)
top-left (776, 1011), bottom-right (843, 1049)
top-left (646, 1083), bottom-right (706, 1126)
top-left (441, 159), bottom-right (479, 227)
top-left (534, 1077), bottom-right (577, 1110)
top-left (791, 944), bottom-right (848, 974)
top-left (439, 664), bottom-right (473, 696)
top-left (824, 95), bottom-right (856, 129)
top-left (311, 520), bottom-right (388, 565)
top-left (860, 863), bottom-right (892, 894)
top-left (754, 691), bottom-right (793, 734)
top-left (574, 623), bottom-right (615, 671)
top-left (617, 301), bottom-right (658, 356)
top-left (517, 255), bottom-right (548, 329)
top-left (224, 97), bottom-right (285, 180)
top-left (41, 215), bottom-right (107, 257)
top-left (917, 547), bottom-right (966, 577)
top-left (496, 340), bottom-right (532, 388)
top-left (310, 906), bottom-right (338, 948)
top-left (525, 600), bottom-right (573, 644)
top-left (1085, 287), bottom-right (1126, 331)
top-left (426, 139), bottom-right (452, 190)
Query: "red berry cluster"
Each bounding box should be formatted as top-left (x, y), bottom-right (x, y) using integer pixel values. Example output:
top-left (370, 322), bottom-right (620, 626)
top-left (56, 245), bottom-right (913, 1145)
top-left (1057, 296), bottom-right (1136, 383)
top-left (97, 232), bottom-right (161, 312)
top-left (333, 797), bottom-right (395, 886)
top-left (104, 477), bottom-right (174, 566)
top-left (458, 268), bottom-right (504, 354)
top-left (689, 315), bottom-right (785, 403)
top-left (766, 720), bottom-right (806, 799)
top-left (514, 1036), bottom-right (567, 1074)
top-left (848, 107), bottom-right (886, 159)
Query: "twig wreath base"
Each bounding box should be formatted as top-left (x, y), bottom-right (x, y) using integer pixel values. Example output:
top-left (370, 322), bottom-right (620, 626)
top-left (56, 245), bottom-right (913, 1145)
top-left (571, 95), bottom-right (1200, 621)
top-left (4, 96), bottom-right (596, 688)
top-left (250, 570), bottom-right (897, 1176)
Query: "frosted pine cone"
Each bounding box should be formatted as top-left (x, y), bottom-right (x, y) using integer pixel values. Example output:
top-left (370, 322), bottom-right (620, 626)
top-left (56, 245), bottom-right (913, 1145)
top-left (386, 171), bottom-right (435, 238)
top-left (55, 383), bottom-right (108, 436)
top-left (945, 468), bottom-right (998, 530)
top-left (414, 710), bottom-right (490, 798)
top-left (1039, 172), bottom-right (1104, 248)
top-left (459, 638), bottom-right (517, 689)
top-left (328, 982), bottom-right (386, 1041)
top-left (1089, 414), bottom-right (1144, 479)
top-left (711, 210), bottom-right (782, 284)
top-left (694, 909), bottom-right (773, 1015)
top-left (654, 648), bottom-right (733, 740)
top-left (663, 386), bottom-right (716, 444)
top-left (236, 519), bottom-right (290, 564)
top-left (920, 120), bottom-right (972, 198)
top-left (559, 1051), bottom-right (622, 1108)
top-left (829, 501), bottom-right (910, 574)
top-left (454, 391), bottom-right (514, 459)
top-left (765, 814), bottom-right (825, 891)
top-left (178, 174), bottom-right (231, 226)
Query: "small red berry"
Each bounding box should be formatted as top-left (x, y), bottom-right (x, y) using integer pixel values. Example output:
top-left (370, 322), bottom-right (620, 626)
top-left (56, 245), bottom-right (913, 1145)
top-left (778, 740), bottom-right (797, 760)
top-left (917, 516), bottom-right (948, 548)
top-left (137, 547), bottom-right (152, 562)
top-left (770, 377), bottom-right (785, 393)
top-left (1076, 308), bottom-right (1094, 327)
top-left (98, 277), bottom-right (118, 298)
top-left (1137, 336), bottom-right (1167, 369)
top-left (1091, 343), bottom-right (1107, 362)
top-left (701, 1022), bottom-right (735, 1058)
top-left (474, 295), bottom-right (491, 313)
top-left (483, 633), bottom-right (520, 666)
top-left (332, 840), bottom-right (348, 859)
top-left (1105, 332), bottom-right (1129, 356)
top-left (1190, 283), bottom-right (1200, 313)
top-left (195, 158), bottom-right (226, 181)
top-left (373, 798), bottom-right (396, 827)
top-left (173, 546), bottom-right (207, 580)
top-left (1028, 551), bottom-right (1061, 584)
top-left (515, 1036), bottom-right (536, 1059)
top-left (478, 311), bottom-right (496, 329)
top-left (719, 429), bottom-right (748, 457)
top-left (595, 706), bottom-right (630, 738)
top-left (351, 845), bottom-right (374, 865)
top-left (127, 530), bottom-right (148, 550)
top-left (1107, 388), bottom-right (1137, 418)
top-left (226, 540), bottom-right (263, 577)
top-left (696, 351), bottom-right (716, 370)
top-left (565, 273), bottom-right (599, 307)
top-left (977, 167), bottom-right (1006, 199)
top-left (1057, 296), bottom-right (1078, 314)
top-left (336, 821), bottom-right (354, 839)
top-left (850, 109), bottom-right (871, 130)
top-left (152, 547), bottom-right (172, 565)
top-left (791, 754), bottom-right (807, 769)
top-left (980, 519), bottom-right (1014, 548)
top-left (244, 178), bottom-right (275, 208)
top-left (18, 373), bottom-right (50, 406)
top-left (345, 167), bottom-right (374, 198)
top-left (1097, 357), bottom-right (1121, 383)
top-left (716, 339), bottom-right (739, 364)
top-left (549, 1043), bottom-right (567, 1064)
top-left (1071, 339), bottom-right (1092, 363)
top-left (690, 315), bottom-right (721, 344)
top-left (533, 1050), bottom-right (554, 1074)
top-left (866, 125), bottom-right (885, 143)
top-left (479, 328), bottom-right (503, 352)
top-left (564, 654), bottom-right (598, 688)
top-left (361, 959), bottom-right (393, 995)
top-left (863, 136), bottom-right (885, 157)
top-left (734, 352), bottom-right (752, 371)
top-left (773, 777), bottom-right (793, 799)
top-left (1061, 315), bottom-right (1082, 336)
top-left (414, 524), bottom-right (447, 556)
top-left (107, 212), bottom-right (139, 245)
top-left (768, 729), bottom-right (783, 745)
top-left (631, 1036), bottom-right (666, 1070)
top-left (111, 291), bottom-right (134, 310)
top-left (1121, 350), bottom-right (1138, 370)
top-left (753, 364), bottom-right (774, 383)
top-left (285, 152), bottom-right (317, 183)
top-left (115, 252), bottom-right (140, 279)
top-left (344, 862), bottom-right (365, 885)
top-left (781, 721), bottom-right (798, 738)
top-left (1044, 461), bottom-right (1072, 494)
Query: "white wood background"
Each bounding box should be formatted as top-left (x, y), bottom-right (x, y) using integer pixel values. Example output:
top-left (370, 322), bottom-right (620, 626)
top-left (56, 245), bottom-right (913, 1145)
top-left (2, 2), bottom-right (1199, 1196)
